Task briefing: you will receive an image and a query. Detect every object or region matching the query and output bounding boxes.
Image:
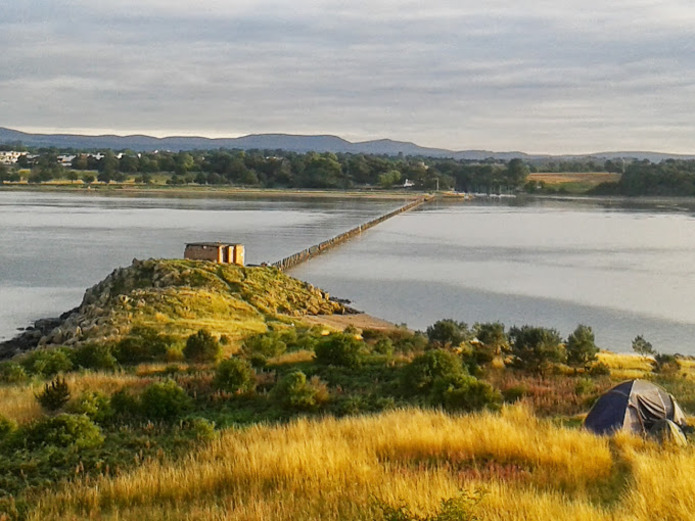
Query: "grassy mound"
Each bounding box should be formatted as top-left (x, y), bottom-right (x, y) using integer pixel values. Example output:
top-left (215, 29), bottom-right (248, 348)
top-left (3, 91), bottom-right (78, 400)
top-left (29, 259), bottom-right (344, 349)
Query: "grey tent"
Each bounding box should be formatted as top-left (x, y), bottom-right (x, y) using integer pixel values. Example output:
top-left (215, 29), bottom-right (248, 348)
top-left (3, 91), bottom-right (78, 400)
top-left (584, 379), bottom-right (688, 436)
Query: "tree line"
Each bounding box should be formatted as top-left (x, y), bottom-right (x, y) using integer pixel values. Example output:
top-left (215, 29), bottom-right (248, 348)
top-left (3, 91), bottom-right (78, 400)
top-left (0, 148), bottom-right (530, 192)
top-left (591, 159), bottom-right (695, 196)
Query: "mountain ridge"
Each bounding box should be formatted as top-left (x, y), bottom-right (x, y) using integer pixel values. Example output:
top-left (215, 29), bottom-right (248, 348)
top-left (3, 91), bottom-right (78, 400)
top-left (1, 127), bottom-right (693, 162)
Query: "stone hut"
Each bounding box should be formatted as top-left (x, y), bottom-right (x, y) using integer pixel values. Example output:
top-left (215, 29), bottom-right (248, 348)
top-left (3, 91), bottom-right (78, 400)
top-left (184, 242), bottom-right (245, 266)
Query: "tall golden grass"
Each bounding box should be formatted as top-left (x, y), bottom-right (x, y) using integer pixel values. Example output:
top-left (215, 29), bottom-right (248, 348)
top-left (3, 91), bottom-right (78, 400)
top-left (28, 405), bottom-right (695, 521)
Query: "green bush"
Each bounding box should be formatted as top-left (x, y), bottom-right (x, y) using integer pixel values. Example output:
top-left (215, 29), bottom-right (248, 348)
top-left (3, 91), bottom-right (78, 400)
top-left (373, 338), bottom-right (394, 356)
top-left (180, 417), bottom-right (217, 441)
top-left (214, 357), bottom-right (256, 393)
top-left (243, 332), bottom-right (287, 358)
top-left (35, 376), bottom-right (71, 412)
top-left (71, 343), bottom-right (117, 371)
top-left (0, 414), bottom-right (17, 440)
top-left (401, 349), bottom-right (466, 396)
top-left (0, 362), bottom-right (28, 384)
top-left (68, 391), bottom-right (113, 424)
top-left (426, 319), bottom-right (471, 348)
top-left (20, 348), bottom-right (73, 377)
top-left (588, 361), bottom-right (611, 377)
top-left (375, 488), bottom-right (484, 521)
top-left (115, 326), bottom-right (173, 364)
top-left (140, 379), bottom-right (192, 421)
top-left (314, 332), bottom-right (366, 368)
top-left (655, 353), bottom-right (680, 374)
top-left (183, 329), bottom-right (221, 363)
top-left (502, 385), bottom-right (527, 403)
top-left (21, 413), bottom-right (104, 449)
top-left (432, 374), bottom-right (502, 412)
top-left (574, 378), bottom-right (595, 396)
top-left (110, 388), bottom-right (140, 418)
top-left (272, 371), bottom-right (328, 411)
top-left (508, 325), bottom-right (566, 374)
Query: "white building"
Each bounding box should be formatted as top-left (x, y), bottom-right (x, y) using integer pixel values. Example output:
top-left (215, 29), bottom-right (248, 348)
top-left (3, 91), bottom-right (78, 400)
top-left (0, 151), bottom-right (23, 165)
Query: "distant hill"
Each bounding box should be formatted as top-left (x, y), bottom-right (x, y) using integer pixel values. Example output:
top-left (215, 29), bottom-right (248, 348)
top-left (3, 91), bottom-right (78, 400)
top-left (1, 127), bottom-right (694, 162)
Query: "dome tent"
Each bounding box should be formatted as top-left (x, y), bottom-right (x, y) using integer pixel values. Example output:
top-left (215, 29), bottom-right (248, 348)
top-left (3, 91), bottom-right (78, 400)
top-left (584, 379), bottom-right (688, 436)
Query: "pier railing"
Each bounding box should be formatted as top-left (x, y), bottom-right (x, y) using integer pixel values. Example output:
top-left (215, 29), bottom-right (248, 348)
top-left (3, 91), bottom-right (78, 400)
top-left (271, 195), bottom-right (432, 271)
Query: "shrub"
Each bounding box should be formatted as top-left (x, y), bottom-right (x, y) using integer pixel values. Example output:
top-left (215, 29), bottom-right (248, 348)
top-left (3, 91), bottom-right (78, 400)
top-left (566, 324), bottom-right (598, 368)
top-left (588, 361), bottom-right (611, 377)
top-left (655, 353), bottom-right (680, 374)
top-left (272, 371), bottom-right (328, 411)
top-left (115, 326), bottom-right (173, 364)
top-left (373, 338), bottom-right (394, 356)
top-left (110, 388), bottom-right (140, 418)
top-left (71, 343), bottom-right (117, 371)
top-left (574, 378), bottom-right (595, 396)
top-left (432, 374), bottom-right (502, 412)
top-left (0, 362), bottom-right (28, 384)
top-left (375, 488), bottom-right (484, 521)
top-left (508, 325), bottom-right (566, 374)
top-left (0, 415), bottom-right (17, 440)
top-left (183, 329), bottom-right (221, 363)
top-left (502, 385), bottom-right (527, 403)
top-left (401, 349), bottom-right (466, 396)
top-left (214, 357), bottom-right (256, 393)
top-left (140, 379), bottom-right (192, 421)
top-left (22, 413), bottom-right (104, 449)
top-left (180, 417), bottom-right (217, 441)
top-left (243, 332), bottom-right (287, 358)
top-left (35, 376), bottom-right (71, 412)
top-left (314, 332), bottom-right (366, 368)
top-left (68, 391), bottom-right (113, 424)
top-left (20, 348), bottom-right (73, 377)
top-left (426, 319), bottom-right (471, 347)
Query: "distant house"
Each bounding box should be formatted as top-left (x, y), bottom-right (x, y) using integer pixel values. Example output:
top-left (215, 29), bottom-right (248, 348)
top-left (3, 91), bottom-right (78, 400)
top-left (0, 151), bottom-right (22, 165)
top-left (184, 242), bottom-right (245, 266)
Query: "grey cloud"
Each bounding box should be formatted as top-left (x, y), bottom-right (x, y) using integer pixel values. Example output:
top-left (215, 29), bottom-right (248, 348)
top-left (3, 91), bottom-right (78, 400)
top-left (2, 1), bottom-right (695, 153)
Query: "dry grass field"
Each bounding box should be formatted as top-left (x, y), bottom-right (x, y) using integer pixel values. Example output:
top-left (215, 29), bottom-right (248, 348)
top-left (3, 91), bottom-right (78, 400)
top-left (25, 406), bottom-right (695, 521)
top-left (527, 172), bottom-right (621, 186)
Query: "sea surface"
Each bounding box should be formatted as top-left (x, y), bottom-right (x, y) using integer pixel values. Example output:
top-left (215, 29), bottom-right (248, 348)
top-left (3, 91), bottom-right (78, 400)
top-left (290, 197), bottom-right (695, 353)
top-left (0, 191), bottom-right (404, 341)
top-left (2, 191), bottom-right (695, 354)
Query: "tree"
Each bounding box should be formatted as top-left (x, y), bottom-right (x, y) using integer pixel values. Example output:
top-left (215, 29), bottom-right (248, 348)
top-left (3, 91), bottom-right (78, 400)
top-left (566, 324), bottom-right (598, 368)
top-left (426, 319), bottom-right (471, 347)
top-left (632, 335), bottom-right (655, 357)
top-left (473, 322), bottom-right (507, 354)
top-left (505, 158), bottom-right (529, 187)
top-left (508, 325), bottom-right (565, 374)
top-left (35, 376), bottom-right (71, 412)
top-left (378, 169), bottom-right (401, 188)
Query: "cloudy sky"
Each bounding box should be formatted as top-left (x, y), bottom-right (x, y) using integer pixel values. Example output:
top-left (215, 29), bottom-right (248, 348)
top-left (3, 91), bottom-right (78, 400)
top-left (2, 0), bottom-right (695, 154)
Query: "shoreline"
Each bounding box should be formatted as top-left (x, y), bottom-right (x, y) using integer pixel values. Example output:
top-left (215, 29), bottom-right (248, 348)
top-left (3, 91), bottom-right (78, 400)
top-left (0, 183), bottom-right (428, 200)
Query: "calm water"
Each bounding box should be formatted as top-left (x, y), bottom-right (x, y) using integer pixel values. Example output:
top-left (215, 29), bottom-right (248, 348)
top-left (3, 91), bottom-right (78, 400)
top-left (2, 192), bottom-right (695, 354)
top-left (0, 191), bottom-right (404, 341)
top-left (290, 198), bottom-right (695, 353)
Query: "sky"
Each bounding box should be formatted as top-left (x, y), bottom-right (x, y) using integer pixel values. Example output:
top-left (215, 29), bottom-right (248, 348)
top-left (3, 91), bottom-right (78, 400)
top-left (2, 0), bottom-right (695, 154)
